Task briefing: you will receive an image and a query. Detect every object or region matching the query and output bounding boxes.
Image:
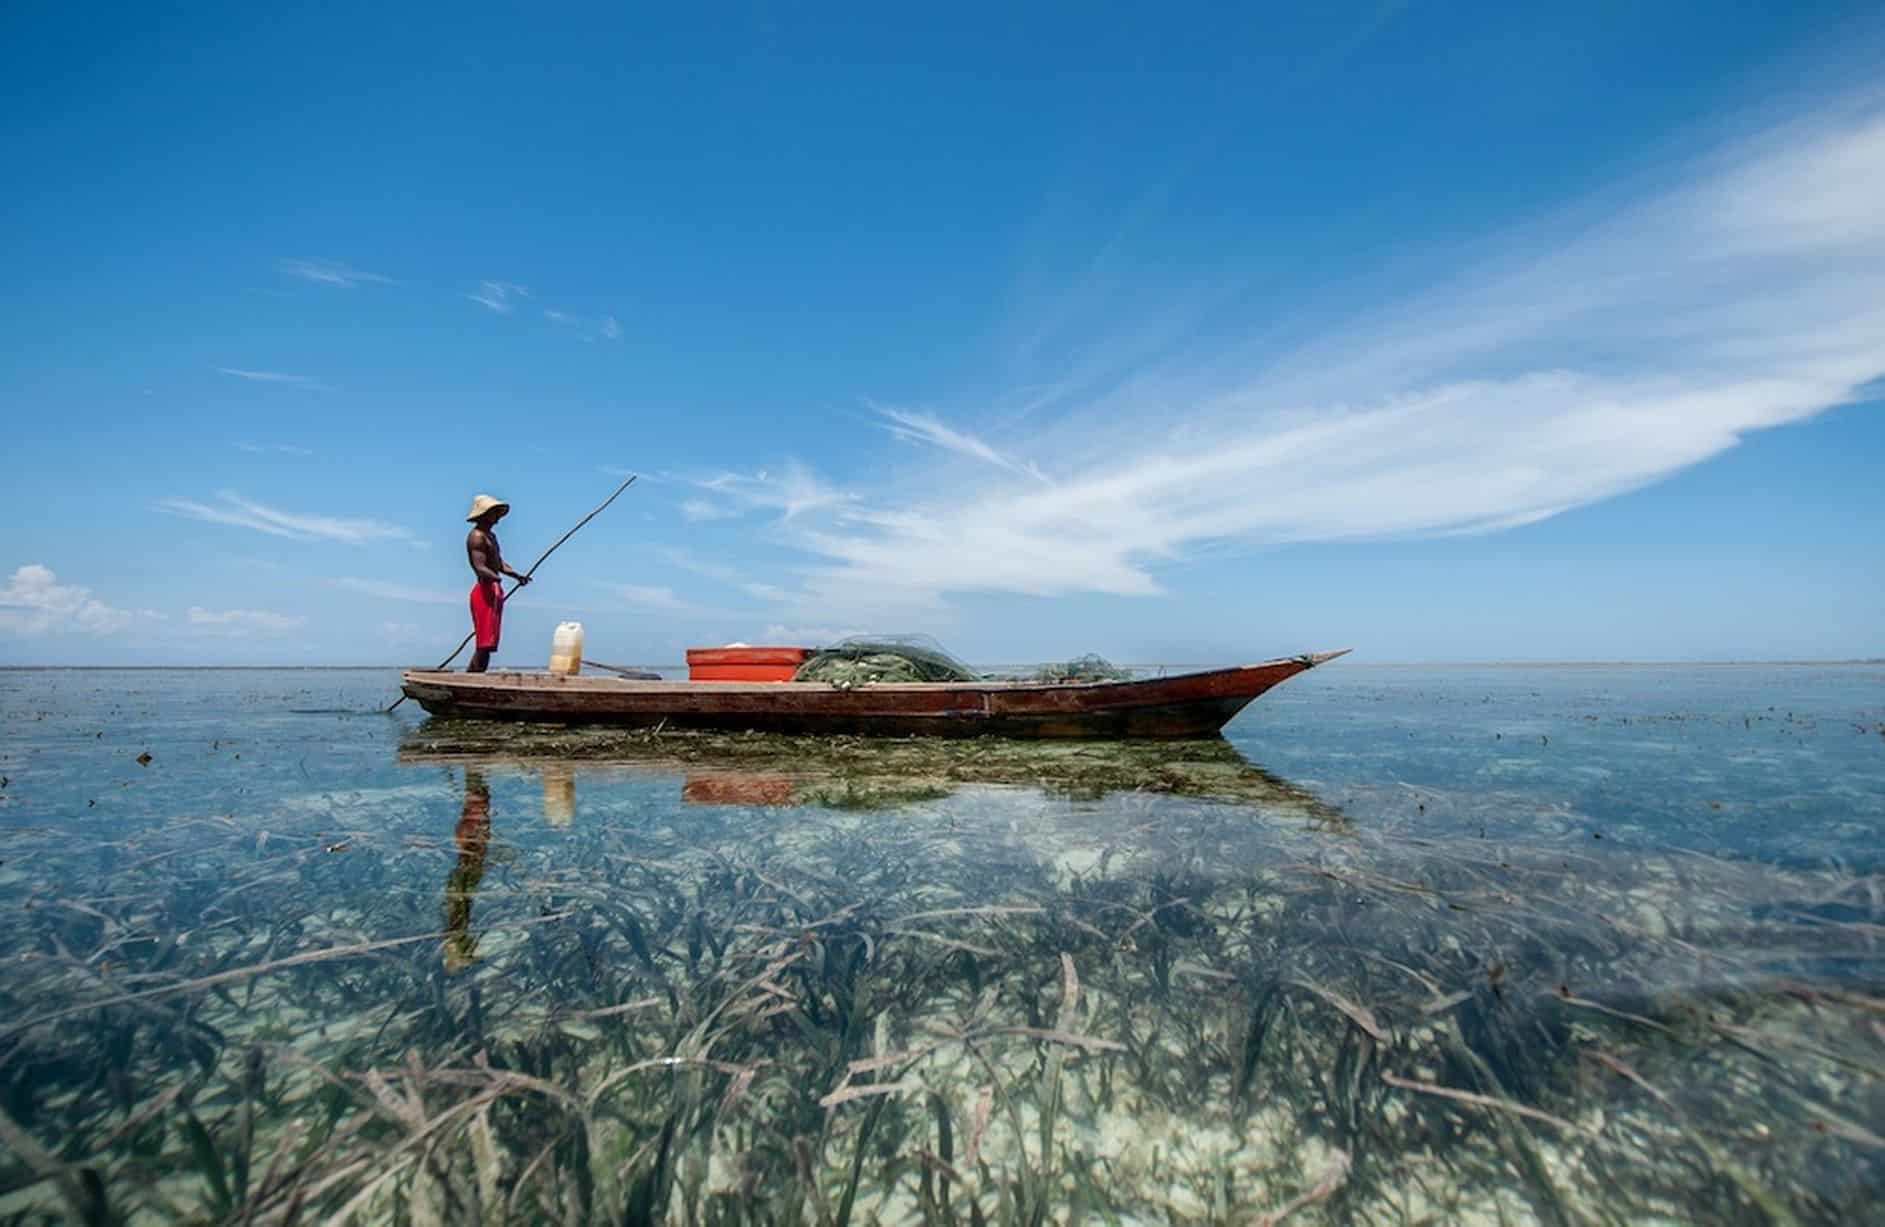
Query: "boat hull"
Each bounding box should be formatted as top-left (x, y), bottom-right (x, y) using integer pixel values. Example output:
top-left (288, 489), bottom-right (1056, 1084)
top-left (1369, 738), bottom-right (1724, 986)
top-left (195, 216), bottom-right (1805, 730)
top-left (397, 651), bottom-right (1348, 739)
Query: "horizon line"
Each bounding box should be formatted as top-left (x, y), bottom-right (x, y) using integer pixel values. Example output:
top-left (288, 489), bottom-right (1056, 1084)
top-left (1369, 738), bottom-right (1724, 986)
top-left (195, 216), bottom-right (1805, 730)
top-left (1, 658), bottom-right (1881, 672)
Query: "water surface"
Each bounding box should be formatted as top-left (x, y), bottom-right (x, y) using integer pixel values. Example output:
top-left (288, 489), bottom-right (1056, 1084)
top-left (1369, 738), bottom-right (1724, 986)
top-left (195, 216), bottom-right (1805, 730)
top-left (1, 664), bottom-right (1879, 1224)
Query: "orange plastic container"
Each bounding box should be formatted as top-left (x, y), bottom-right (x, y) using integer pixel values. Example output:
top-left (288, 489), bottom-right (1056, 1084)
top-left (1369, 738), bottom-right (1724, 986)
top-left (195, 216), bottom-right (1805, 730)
top-left (685, 645), bottom-right (812, 682)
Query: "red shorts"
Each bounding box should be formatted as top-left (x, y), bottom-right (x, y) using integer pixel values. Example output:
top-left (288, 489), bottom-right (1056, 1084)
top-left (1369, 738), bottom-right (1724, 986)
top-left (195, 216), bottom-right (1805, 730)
top-left (469, 581), bottom-right (504, 650)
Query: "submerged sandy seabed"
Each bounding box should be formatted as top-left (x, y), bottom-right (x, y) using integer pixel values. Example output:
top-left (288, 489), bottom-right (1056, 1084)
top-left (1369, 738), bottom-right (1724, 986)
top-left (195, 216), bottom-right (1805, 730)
top-left (1, 718), bottom-right (1879, 1225)
top-left (2, 663), bottom-right (1881, 1225)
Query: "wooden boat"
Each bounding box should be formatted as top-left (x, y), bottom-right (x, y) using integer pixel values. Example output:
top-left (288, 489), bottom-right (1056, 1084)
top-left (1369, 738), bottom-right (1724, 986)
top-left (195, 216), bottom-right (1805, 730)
top-left (398, 650), bottom-right (1349, 739)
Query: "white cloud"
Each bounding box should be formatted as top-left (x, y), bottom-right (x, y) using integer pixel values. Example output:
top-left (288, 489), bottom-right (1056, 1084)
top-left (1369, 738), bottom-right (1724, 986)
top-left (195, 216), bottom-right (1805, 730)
top-left (733, 95), bottom-right (1885, 607)
top-left (219, 368), bottom-right (325, 387)
top-left (467, 281), bottom-right (529, 313)
top-left (698, 462), bottom-right (855, 519)
top-left (157, 491), bottom-right (424, 547)
top-left (874, 404), bottom-right (1047, 482)
top-left (614, 584), bottom-right (686, 610)
top-left (474, 283), bottom-right (615, 339)
top-left (187, 607), bottom-right (308, 635)
top-left (235, 442), bottom-right (314, 456)
top-left (761, 624), bottom-right (866, 646)
top-left (276, 258), bottom-right (393, 287)
top-left (658, 548), bottom-right (789, 602)
top-left (606, 583), bottom-right (736, 619)
top-left (376, 621), bottom-right (424, 643)
top-left (543, 306), bottom-right (622, 342)
top-left (680, 498), bottom-right (737, 522)
top-left (324, 577), bottom-right (459, 604)
top-left (0, 565), bottom-right (144, 635)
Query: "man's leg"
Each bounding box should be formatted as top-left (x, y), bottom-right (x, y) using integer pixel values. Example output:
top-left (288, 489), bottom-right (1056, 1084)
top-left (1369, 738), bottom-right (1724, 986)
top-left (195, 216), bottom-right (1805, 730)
top-left (468, 581), bottom-right (499, 672)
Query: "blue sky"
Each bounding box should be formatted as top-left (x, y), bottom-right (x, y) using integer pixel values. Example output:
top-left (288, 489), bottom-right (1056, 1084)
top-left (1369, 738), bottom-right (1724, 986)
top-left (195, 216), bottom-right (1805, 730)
top-left (2, 1), bottom-right (1881, 666)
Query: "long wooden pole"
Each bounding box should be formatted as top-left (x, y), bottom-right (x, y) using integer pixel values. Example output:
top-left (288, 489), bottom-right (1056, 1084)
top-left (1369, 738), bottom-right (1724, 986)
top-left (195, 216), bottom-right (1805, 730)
top-left (385, 474), bottom-right (637, 712)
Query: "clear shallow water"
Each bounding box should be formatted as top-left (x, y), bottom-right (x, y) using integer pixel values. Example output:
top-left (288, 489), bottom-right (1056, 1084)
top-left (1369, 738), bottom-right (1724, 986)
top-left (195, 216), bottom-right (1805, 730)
top-left (1241, 664), bottom-right (1885, 869)
top-left (0, 664), bottom-right (1880, 1225)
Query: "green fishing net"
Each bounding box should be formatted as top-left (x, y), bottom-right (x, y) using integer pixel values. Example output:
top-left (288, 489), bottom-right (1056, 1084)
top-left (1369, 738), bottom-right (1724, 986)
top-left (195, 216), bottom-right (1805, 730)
top-left (793, 638), bottom-right (1132, 687)
top-left (792, 636), bottom-right (979, 687)
top-left (1029, 653), bottom-right (1133, 682)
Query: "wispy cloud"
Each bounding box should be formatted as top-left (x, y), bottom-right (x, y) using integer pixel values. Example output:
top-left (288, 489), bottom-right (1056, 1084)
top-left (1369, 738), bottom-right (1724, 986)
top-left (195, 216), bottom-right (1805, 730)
top-left (659, 547), bottom-right (790, 603)
top-left (606, 583), bottom-right (735, 618)
top-left (235, 442), bottom-right (314, 457)
top-left (0, 565), bottom-right (153, 635)
top-left (219, 368), bottom-right (326, 388)
top-left (467, 281), bottom-right (529, 313)
top-left (874, 404), bottom-right (1048, 482)
top-left (276, 258), bottom-right (393, 287)
top-left (735, 93), bottom-right (1885, 607)
top-left (543, 306), bottom-right (623, 342)
top-left (157, 491), bottom-right (424, 547)
top-left (469, 277), bottom-right (616, 338)
top-left (323, 577), bottom-right (459, 604)
top-left (187, 607), bottom-right (308, 635)
top-left (761, 624), bottom-right (867, 646)
top-left (698, 462), bottom-right (855, 519)
top-left (680, 498), bottom-right (737, 522)
top-left (377, 621), bottom-right (424, 644)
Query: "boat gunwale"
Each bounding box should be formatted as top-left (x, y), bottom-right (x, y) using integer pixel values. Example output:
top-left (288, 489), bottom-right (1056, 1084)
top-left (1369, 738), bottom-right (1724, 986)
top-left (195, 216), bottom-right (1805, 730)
top-left (399, 651), bottom-right (1350, 696)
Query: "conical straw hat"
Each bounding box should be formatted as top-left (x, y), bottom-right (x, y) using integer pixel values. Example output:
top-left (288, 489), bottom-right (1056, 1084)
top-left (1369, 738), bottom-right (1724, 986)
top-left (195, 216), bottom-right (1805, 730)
top-left (465, 494), bottom-right (510, 522)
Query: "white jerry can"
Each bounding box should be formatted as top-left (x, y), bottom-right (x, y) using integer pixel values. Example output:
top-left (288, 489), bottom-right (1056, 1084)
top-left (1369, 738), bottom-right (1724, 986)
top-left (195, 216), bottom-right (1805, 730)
top-left (548, 621), bottom-right (584, 676)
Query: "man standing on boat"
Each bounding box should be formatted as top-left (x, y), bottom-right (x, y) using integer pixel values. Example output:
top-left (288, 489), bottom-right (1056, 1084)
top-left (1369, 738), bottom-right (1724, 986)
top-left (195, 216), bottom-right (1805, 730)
top-left (465, 494), bottom-right (529, 672)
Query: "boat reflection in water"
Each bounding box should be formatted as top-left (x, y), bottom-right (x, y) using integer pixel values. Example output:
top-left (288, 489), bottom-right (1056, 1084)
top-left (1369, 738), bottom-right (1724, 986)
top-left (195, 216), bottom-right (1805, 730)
top-left (410, 724), bottom-right (1348, 965)
top-left (678, 770), bottom-right (799, 807)
top-left (398, 719), bottom-right (1348, 823)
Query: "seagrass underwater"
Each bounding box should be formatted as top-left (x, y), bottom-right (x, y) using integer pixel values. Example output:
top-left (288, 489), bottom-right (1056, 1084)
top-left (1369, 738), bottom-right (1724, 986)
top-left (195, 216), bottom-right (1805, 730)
top-left (0, 663), bottom-right (1879, 1223)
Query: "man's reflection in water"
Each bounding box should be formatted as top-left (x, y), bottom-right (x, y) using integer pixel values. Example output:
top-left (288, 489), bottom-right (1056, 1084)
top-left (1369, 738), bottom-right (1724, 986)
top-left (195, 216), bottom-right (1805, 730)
top-left (443, 768), bottom-right (492, 970)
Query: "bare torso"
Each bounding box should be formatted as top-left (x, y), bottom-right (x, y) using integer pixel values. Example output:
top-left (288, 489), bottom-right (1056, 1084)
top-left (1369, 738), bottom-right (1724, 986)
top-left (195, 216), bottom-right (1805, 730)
top-left (466, 527), bottom-right (506, 584)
